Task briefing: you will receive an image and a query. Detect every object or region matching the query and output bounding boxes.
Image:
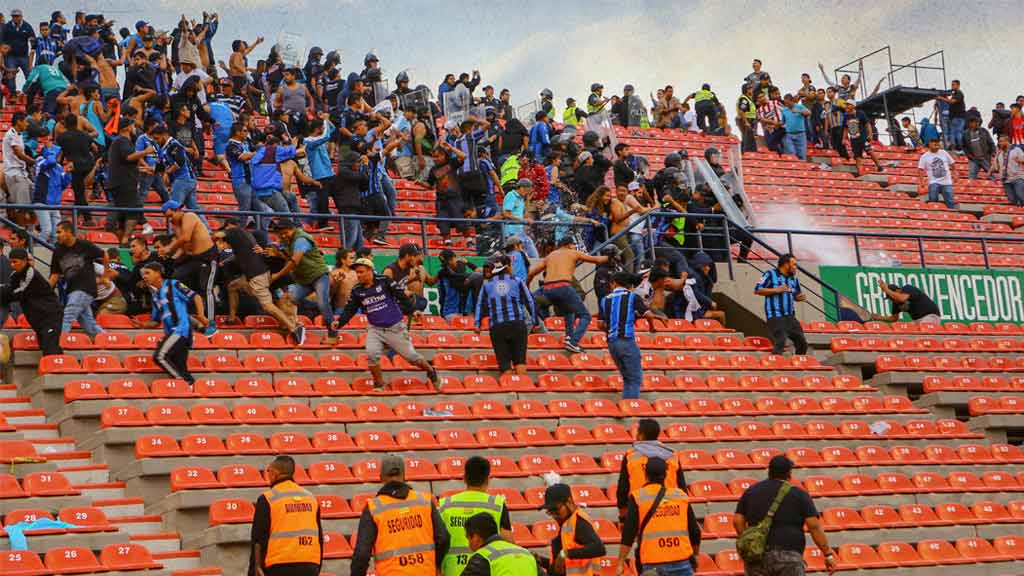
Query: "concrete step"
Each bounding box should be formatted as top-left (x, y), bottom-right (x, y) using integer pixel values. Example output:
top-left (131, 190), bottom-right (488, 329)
top-left (152, 550), bottom-right (201, 572)
top-left (74, 481), bottom-right (127, 501)
top-left (131, 532), bottom-right (182, 554)
top-left (4, 409), bottom-right (47, 425)
top-left (58, 463), bottom-right (110, 484)
top-left (14, 423), bottom-right (60, 439)
top-left (0, 384), bottom-right (20, 399)
top-left (30, 437), bottom-right (79, 454)
top-left (111, 515), bottom-right (164, 535)
top-left (0, 397), bottom-right (34, 412)
top-left (94, 497), bottom-right (147, 518)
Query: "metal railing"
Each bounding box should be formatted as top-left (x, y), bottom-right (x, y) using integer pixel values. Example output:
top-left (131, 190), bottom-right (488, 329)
top-left (748, 227), bottom-right (1024, 271)
top-left (0, 203), bottom-right (604, 261)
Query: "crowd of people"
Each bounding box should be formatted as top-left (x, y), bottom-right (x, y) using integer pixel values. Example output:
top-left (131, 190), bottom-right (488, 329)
top-left (247, 420), bottom-right (838, 576)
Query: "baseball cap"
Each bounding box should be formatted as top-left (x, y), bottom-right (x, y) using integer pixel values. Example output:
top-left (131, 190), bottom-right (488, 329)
top-left (623, 83), bottom-right (635, 92)
top-left (269, 218), bottom-right (296, 231)
top-left (627, 181), bottom-right (640, 192)
top-left (438, 248), bottom-right (456, 261)
top-left (644, 456), bottom-right (668, 480)
top-left (8, 248), bottom-right (28, 260)
top-left (768, 455), bottom-right (795, 477)
top-left (218, 77), bottom-right (232, 86)
top-left (379, 454), bottom-right (405, 479)
top-left (135, 20), bottom-right (148, 29)
top-left (160, 200), bottom-right (182, 213)
top-left (117, 117), bottom-right (134, 132)
top-left (352, 258), bottom-right (375, 270)
top-left (11, 9), bottom-right (23, 16)
top-left (517, 178), bottom-right (534, 189)
top-left (540, 483), bottom-right (572, 511)
top-left (577, 151), bottom-right (593, 163)
top-left (398, 243), bottom-right (422, 258)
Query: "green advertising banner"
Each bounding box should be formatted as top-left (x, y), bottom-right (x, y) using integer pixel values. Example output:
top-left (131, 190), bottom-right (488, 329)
top-left (819, 266), bottom-right (1024, 324)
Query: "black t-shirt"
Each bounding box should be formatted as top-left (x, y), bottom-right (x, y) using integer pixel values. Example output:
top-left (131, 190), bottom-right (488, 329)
top-left (949, 89), bottom-right (965, 118)
top-left (893, 285), bottom-right (941, 320)
top-left (57, 130), bottom-right (95, 169)
top-left (52, 239), bottom-right (105, 297)
top-left (844, 111), bottom-right (870, 143)
top-left (107, 135), bottom-right (140, 205)
top-left (223, 227), bottom-right (268, 279)
top-left (735, 479), bottom-right (818, 553)
top-left (499, 119), bottom-right (529, 157)
top-left (426, 157), bottom-right (462, 200)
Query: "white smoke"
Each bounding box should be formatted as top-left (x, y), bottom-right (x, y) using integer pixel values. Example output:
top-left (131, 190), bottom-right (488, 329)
top-left (755, 204), bottom-right (859, 266)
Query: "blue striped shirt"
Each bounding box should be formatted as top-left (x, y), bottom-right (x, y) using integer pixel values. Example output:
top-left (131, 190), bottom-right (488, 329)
top-left (600, 288), bottom-right (648, 342)
top-left (475, 273), bottom-right (536, 328)
top-left (756, 268), bottom-right (801, 319)
top-left (151, 279), bottom-right (197, 339)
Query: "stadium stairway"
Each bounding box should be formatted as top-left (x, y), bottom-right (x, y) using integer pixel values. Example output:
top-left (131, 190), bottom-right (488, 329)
top-left (4, 309), bottom-right (1024, 576)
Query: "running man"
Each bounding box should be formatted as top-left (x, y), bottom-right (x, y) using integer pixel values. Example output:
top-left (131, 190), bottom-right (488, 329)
top-left (527, 236), bottom-right (608, 353)
top-left (132, 262), bottom-right (208, 386)
top-left (160, 200), bottom-right (218, 335)
top-left (332, 258), bottom-right (439, 390)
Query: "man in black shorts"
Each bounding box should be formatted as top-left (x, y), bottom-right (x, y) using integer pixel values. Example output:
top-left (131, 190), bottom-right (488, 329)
top-left (474, 255), bottom-right (536, 376)
top-left (843, 101), bottom-right (884, 175)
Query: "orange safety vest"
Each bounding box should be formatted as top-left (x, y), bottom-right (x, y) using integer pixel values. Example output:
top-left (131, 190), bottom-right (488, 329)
top-left (368, 490), bottom-right (436, 575)
top-left (624, 448), bottom-right (683, 495)
top-left (557, 509), bottom-right (600, 576)
top-left (262, 480), bottom-right (321, 567)
top-left (632, 484), bottom-right (693, 567)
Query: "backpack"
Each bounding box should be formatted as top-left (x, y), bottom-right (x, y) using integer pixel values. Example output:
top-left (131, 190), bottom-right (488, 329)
top-left (736, 482), bottom-right (792, 564)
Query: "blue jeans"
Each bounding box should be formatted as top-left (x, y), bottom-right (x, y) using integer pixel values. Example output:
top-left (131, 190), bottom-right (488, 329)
top-left (950, 117), bottom-right (966, 150)
top-left (35, 205), bottom-right (60, 244)
top-left (516, 233), bottom-right (539, 258)
top-left (288, 273), bottom-right (334, 336)
top-left (342, 216), bottom-right (363, 249)
top-left (541, 284), bottom-right (590, 346)
top-left (968, 159), bottom-right (991, 180)
top-left (62, 290), bottom-right (103, 337)
top-left (381, 172), bottom-right (397, 217)
top-left (3, 55), bottom-right (29, 94)
top-left (139, 172), bottom-right (169, 205)
top-left (645, 560), bottom-right (694, 576)
top-left (939, 114), bottom-right (951, 146)
top-left (233, 181), bottom-right (272, 227)
top-left (1005, 180), bottom-right (1024, 206)
top-left (629, 233), bottom-right (646, 269)
top-left (928, 183), bottom-right (956, 208)
top-left (783, 131), bottom-right (807, 160)
top-left (609, 338), bottom-right (643, 399)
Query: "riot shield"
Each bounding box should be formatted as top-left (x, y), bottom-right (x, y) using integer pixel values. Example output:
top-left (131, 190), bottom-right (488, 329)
top-left (627, 95), bottom-right (649, 128)
top-left (584, 110), bottom-right (618, 160)
top-left (443, 83), bottom-right (471, 124)
top-left (399, 87), bottom-right (431, 111)
top-left (516, 100), bottom-right (540, 128)
top-left (275, 32), bottom-right (305, 68)
top-left (373, 80), bottom-right (391, 106)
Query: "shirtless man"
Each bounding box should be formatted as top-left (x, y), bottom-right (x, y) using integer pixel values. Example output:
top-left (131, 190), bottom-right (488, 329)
top-left (591, 185), bottom-right (637, 266)
top-left (330, 248), bottom-right (358, 313)
top-left (160, 200), bottom-right (218, 336)
top-left (280, 156), bottom-right (320, 215)
top-left (383, 243), bottom-right (435, 314)
top-left (527, 236), bottom-right (608, 353)
top-left (644, 268), bottom-right (689, 318)
top-left (83, 53), bottom-right (122, 104)
top-left (222, 35), bottom-right (263, 97)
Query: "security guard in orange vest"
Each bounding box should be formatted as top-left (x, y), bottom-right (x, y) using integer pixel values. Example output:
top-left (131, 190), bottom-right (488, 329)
top-left (249, 456), bottom-right (323, 576)
top-left (350, 454), bottom-right (450, 576)
top-left (615, 457), bottom-right (700, 576)
top-left (537, 484), bottom-right (606, 576)
top-left (616, 419), bottom-right (688, 521)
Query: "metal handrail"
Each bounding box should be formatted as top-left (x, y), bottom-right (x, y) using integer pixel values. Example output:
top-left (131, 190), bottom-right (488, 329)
top-left (0, 203), bottom-right (605, 260)
top-left (749, 227), bottom-right (1024, 270)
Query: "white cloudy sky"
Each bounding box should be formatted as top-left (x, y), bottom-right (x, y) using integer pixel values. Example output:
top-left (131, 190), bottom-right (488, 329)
top-left (24, 0), bottom-right (1023, 115)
